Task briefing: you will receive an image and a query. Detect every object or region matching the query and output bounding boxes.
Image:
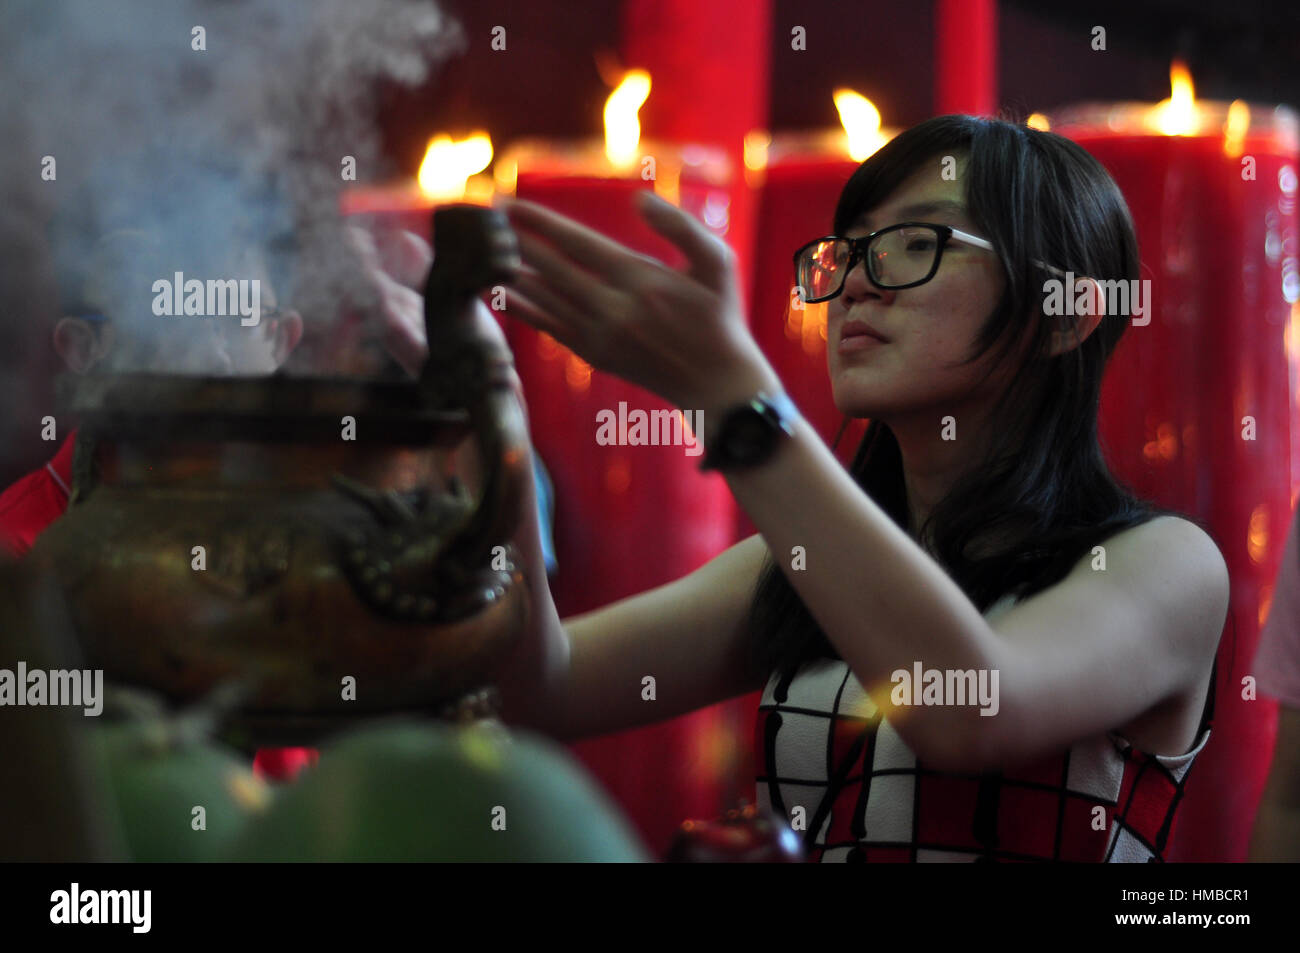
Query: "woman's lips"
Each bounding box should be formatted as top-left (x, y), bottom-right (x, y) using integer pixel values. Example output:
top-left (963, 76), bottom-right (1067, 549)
top-left (837, 326), bottom-right (888, 354)
top-left (837, 334), bottom-right (884, 354)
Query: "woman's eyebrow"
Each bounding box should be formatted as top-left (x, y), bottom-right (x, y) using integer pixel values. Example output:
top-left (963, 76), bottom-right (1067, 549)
top-left (893, 199), bottom-right (969, 220)
top-left (849, 199), bottom-right (969, 232)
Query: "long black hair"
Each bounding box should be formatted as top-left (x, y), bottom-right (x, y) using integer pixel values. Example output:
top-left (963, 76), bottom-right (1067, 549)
top-left (747, 114), bottom-right (1181, 682)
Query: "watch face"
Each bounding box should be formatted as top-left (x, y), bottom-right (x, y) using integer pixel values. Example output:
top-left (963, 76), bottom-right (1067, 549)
top-left (725, 410), bottom-right (772, 458)
top-left (702, 395), bottom-right (791, 470)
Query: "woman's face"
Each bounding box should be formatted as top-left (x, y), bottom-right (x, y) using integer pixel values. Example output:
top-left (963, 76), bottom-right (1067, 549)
top-left (826, 161), bottom-right (1013, 426)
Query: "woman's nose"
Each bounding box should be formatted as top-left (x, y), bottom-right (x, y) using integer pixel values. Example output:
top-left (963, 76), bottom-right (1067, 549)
top-left (840, 256), bottom-right (892, 303)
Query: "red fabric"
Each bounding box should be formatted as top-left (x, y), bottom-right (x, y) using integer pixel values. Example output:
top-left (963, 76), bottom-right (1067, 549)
top-left (0, 433), bottom-right (77, 558)
top-left (0, 429), bottom-right (317, 779)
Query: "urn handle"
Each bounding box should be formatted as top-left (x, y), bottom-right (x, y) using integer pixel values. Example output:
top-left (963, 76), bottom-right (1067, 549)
top-left (334, 206), bottom-right (530, 624)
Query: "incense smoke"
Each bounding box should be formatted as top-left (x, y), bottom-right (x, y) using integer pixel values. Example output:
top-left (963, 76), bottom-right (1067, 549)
top-left (0, 0), bottom-right (465, 375)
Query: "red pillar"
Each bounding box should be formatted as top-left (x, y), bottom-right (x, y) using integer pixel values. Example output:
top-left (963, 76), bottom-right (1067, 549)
top-left (934, 0), bottom-right (998, 116)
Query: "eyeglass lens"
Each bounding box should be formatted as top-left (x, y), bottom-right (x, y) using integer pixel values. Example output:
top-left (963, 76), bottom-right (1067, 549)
top-left (799, 226), bottom-right (943, 297)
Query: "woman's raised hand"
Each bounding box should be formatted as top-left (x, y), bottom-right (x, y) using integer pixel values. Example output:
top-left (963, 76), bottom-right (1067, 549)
top-left (496, 192), bottom-right (780, 414)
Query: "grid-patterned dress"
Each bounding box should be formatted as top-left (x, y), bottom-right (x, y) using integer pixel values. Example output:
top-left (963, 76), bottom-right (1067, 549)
top-left (754, 595), bottom-right (1215, 862)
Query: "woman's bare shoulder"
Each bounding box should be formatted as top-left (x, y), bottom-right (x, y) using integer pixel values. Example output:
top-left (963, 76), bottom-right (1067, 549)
top-left (1093, 513), bottom-right (1229, 647)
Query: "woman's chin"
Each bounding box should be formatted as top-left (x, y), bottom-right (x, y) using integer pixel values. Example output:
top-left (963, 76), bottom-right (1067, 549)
top-left (831, 380), bottom-right (890, 419)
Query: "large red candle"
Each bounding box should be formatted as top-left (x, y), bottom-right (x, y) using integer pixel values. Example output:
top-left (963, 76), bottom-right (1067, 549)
top-left (743, 126), bottom-right (896, 543)
top-left (341, 134), bottom-right (495, 234)
top-left (1051, 97), bottom-right (1300, 861)
top-left (620, 0), bottom-right (769, 301)
top-left (749, 130), bottom-right (876, 463)
top-left (498, 138), bottom-right (744, 854)
top-left (504, 142), bottom-right (736, 608)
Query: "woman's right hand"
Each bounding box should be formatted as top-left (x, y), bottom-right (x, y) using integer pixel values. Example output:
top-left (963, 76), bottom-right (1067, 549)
top-left (463, 299), bottom-right (570, 730)
top-left (347, 225), bottom-right (432, 378)
top-left (352, 224), bottom-right (568, 727)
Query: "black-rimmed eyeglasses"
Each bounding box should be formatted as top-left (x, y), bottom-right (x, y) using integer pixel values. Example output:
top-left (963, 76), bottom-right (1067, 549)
top-left (793, 222), bottom-right (1000, 301)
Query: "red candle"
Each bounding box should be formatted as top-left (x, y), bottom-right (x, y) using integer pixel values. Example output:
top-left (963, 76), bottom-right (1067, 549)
top-left (1050, 88), bottom-right (1300, 861)
top-left (616, 2), bottom-right (773, 848)
top-left (744, 114), bottom-right (898, 542)
top-left (620, 0), bottom-right (770, 301)
top-left (341, 133), bottom-right (496, 234)
top-left (500, 136), bottom-right (735, 602)
top-left (750, 129), bottom-right (870, 467)
top-left (336, 139), bottom-right (496, 376)
top-left (498, 134), bottom-right (741, 853)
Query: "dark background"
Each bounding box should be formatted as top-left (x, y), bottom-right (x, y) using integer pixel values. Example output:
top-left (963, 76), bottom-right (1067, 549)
top-left (7, 0), bottom-right (1299, 482)
top-left (374, 0), bottom-right (1300, 176)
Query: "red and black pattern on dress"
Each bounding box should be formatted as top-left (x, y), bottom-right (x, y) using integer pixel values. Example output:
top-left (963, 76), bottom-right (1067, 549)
top-left (754, 597), bottom-right (1215, 863)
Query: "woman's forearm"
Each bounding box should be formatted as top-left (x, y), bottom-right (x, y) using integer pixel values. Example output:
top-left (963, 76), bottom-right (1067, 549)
top-left (490, 440), bottom-right (572, 738)
top-left (706, 391), bottom-right (1002, 757)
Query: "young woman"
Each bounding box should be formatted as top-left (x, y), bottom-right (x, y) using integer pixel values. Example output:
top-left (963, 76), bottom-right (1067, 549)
top-left (489, 114), bottom-right (1230, 862)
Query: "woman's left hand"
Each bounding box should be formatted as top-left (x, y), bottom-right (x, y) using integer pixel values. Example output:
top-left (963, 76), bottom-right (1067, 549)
top-left (497, 191), bottom-right (782, 413)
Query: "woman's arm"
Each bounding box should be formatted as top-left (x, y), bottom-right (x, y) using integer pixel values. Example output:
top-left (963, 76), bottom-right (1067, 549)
top-left (495, 193), bottom-right (1229, 772)
top-left (357, 225), bottom-right (772, 741)
top-left (708, 402), bottom-right (1229, 772)
top-left (495, 532), bottom-right (771, 743)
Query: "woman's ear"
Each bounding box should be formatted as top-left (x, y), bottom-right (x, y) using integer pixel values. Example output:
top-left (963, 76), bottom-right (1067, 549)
top-left (1047, 276), bottom-right (1106, 356)
top-left (52, 318), bottom-right (111, 373)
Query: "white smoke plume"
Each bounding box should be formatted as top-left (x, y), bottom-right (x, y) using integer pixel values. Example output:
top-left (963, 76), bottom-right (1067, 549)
top-left (0, 0), bottom-right (465, 375)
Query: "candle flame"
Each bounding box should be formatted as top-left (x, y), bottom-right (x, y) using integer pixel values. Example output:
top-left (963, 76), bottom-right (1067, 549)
top-left (1223, 99), bottom-right (1251, 157)
top-left (604, 70), bottom-right (651, 169)
top-left (744, 130), bottom-right (771, 171)
top-left (417, 132), bottom-right (493, 201)
top-left (833, 89), bottom-right (887, 161)
top-left (1026, 113), bottom-right (1050, 131)
top-left (1145, 61), bottom-right (1200, 136)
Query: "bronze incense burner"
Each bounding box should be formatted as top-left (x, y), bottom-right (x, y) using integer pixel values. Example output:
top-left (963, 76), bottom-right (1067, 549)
top-left (28, 206), bottom-right (532, 746)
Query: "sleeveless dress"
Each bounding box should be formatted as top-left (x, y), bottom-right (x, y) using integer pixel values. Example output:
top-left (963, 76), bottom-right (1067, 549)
top-left (754, 593), bottom-right (1215, 862)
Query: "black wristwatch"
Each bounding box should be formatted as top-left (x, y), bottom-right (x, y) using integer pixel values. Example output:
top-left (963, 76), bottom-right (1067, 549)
top-left (699, 391), bottom-right (799, 472)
